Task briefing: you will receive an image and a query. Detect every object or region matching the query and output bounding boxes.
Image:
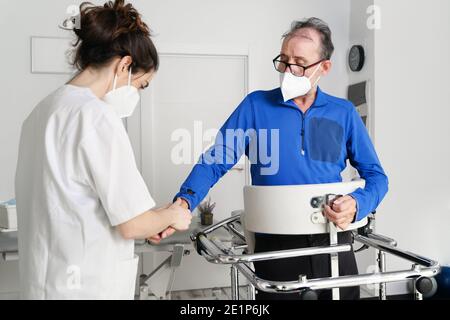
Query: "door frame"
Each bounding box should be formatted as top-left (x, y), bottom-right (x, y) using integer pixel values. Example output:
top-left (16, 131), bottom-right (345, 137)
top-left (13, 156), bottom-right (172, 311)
top-left (127, 43), bottom-right (255, 194)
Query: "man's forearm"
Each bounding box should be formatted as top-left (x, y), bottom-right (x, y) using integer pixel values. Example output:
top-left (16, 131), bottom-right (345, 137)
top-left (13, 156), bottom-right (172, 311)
top-left (350, 174), bottom-right (388, 220)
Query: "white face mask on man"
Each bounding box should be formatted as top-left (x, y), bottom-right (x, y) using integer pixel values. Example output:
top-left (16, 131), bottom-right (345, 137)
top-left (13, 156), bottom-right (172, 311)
top-left (280, 63), bottom-right (322, 102)
top-left (103, 67), bottom-right (140, 118)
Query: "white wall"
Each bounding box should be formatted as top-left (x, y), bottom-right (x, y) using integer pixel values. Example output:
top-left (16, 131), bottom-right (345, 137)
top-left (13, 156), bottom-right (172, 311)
top-left (373, 0), bottom-right (450, 295)
top-left (348, 0), bottom-right (378, 297)
top-left (0, 0), bottom-right (352, 296)
top-left (349, 0), bottom-right (375, 137)
top-left (0, 0), bottom-right (352, 200)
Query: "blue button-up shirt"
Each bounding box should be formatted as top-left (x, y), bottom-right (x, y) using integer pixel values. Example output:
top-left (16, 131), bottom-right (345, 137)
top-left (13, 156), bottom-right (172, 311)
top-left (174, 87), bottom-right (388, 221)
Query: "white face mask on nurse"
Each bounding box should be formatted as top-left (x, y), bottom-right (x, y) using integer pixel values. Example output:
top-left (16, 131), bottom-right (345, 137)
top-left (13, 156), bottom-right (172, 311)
top-left (70, 55), bottom-right (154, 118)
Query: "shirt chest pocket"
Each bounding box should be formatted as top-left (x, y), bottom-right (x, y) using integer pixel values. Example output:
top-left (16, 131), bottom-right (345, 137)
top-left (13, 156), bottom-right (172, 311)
top-left (308, 117), bottom-right (344, 163)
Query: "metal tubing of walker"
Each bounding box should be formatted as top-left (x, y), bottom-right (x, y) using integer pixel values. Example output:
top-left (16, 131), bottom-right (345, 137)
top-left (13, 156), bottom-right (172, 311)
top-left (413, 264), bottom-right (424, 301)
top-left (353, 234), bottom-right (436, 268)
top-left (329, 221), bottom-right (340, 300)
top-left (197, 235), bottom-right (352, 264)
top-left (378, 250), bottom-right (387, 300)
top-left (193, 215), bottom-right (440, 297)
top-left (234, 261), bottom-right (439, 294)
top-left (199, 215), bottom-right (241, 236)
top-left (229, 234), bottom-right (440, 294)
top-left (231, 265), bottom-right (239, 300)
top-left (368, 233), bottom-right (397, 247)
top-left (224, 223), bottom-right (246, 242)
top-left (248, 283), bottom-right (256, 300)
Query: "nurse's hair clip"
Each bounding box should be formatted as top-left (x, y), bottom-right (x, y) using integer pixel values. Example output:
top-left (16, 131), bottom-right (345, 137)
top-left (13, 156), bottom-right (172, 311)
top-left (59, 15), bottom-right (81, 31)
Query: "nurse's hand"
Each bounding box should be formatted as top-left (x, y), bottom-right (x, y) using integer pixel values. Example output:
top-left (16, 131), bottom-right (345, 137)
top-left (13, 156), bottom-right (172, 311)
top-left (148, 226), bottom-right (176, 244)
top-left (147, 203), bottom-right (178, 244)
top-left (147, 227), bottom-right (176, 244)
top-left (147, 200), bottom-right (191, 244)
top-left (160, 226), bottom-right (176, 238)
top-left (146, 205), bottom-right (169, 244)
top-left (159, 198), bottom-right (190, 237)
top-left (323, 195), bottom-right (357, 230)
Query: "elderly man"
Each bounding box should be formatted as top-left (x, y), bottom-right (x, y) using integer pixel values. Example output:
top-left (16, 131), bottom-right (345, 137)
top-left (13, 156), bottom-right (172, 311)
top-left (158, 17), bottom-right (388, 300)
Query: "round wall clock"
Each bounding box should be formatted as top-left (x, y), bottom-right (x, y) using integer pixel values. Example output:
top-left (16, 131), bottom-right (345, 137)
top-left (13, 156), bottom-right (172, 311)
top-left (349, 45), bottom-right (365, 72)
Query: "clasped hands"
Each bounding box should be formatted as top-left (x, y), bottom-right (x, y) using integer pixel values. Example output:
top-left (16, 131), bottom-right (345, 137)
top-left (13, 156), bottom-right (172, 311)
top-left (147, 198), bottom-right (190, 244)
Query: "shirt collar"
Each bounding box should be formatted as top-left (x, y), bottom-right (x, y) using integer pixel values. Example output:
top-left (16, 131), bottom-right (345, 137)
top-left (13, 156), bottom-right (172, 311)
top-left (278, 86), bottom-right (328, 109)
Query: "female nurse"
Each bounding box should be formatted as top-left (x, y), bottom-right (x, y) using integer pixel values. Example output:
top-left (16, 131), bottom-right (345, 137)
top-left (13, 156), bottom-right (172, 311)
top-left (15, 0), bottom-right (191, 299)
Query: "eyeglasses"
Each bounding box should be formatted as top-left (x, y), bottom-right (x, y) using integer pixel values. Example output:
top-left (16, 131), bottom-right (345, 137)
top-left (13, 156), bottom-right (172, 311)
top-left (273, 55), bottom-right (324, 77)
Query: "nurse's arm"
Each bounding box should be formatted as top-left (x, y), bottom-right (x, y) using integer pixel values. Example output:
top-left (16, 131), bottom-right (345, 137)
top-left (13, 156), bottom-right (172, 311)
top-left (117, 199), bottom-right (192, 240)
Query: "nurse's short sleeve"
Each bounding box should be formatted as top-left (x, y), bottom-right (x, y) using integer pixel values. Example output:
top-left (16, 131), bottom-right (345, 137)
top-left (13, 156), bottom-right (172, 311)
top-left (78, 112), bottom-right (155, 226)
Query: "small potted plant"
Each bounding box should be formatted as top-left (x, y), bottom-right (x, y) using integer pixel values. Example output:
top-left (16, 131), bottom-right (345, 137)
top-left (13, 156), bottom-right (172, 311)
top-left (198, 197), bottom-right (215, 226)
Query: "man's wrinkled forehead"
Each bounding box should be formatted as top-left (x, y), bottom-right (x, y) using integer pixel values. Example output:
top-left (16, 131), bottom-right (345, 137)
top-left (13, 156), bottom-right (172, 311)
top-left (281, 27), bottom-right (322, 61)
top-left (287, 28), bottom-right (318, 45)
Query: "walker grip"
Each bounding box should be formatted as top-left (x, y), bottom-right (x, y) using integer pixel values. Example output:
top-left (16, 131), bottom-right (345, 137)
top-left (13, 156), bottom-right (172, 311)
top-left (194, 231), bottom-right (207, 255)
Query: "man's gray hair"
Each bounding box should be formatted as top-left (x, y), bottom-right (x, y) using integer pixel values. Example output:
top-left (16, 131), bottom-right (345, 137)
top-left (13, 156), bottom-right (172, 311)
top-left (282, 17), bottom-right (334, 60)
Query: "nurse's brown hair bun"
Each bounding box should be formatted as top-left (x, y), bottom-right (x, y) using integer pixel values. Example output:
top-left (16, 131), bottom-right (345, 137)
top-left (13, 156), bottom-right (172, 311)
top-left (109, 0), bottom-right (150, 38)
top-left (72, 0), bottom-right (159, 73)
